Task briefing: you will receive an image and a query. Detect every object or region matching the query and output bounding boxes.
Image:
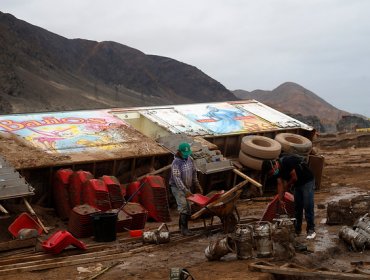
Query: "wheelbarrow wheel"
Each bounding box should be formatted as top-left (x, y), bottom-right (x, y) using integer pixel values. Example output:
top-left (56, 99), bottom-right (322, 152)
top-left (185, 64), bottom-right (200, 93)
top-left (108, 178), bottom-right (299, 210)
top-left (221, 212), bottom-right (238, 233)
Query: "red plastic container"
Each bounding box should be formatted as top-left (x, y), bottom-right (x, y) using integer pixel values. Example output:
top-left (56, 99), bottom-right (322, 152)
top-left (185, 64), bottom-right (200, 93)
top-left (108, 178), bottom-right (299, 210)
top-left (187, 191), bottom-right (225, 207)
top-left (261, 192), bottom-right (295, 222)
top-left (8, 212), bottom-right (43, 238)
top-left (129, 229), bottom-right (143, 238)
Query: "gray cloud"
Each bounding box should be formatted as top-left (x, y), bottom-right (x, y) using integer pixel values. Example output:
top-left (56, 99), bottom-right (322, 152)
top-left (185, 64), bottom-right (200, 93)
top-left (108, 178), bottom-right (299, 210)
top-left (2, 0), bottom-right (370, 116)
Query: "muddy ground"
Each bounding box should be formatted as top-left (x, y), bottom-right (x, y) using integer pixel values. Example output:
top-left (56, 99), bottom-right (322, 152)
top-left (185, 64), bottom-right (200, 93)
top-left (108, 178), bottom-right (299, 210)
top-left (1, 133), bottom-right (370, 280)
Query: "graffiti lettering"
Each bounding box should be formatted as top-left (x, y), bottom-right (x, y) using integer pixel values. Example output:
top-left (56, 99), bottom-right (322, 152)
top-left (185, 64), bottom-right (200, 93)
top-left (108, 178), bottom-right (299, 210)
top-left (60, 117), bottom-right (85, 124)
top-left (23, 121), bottom-right (43, 128)
top-left (0, 117), bottom-right (109, 132)
top-left (0, 120), bottom-right (24, 131)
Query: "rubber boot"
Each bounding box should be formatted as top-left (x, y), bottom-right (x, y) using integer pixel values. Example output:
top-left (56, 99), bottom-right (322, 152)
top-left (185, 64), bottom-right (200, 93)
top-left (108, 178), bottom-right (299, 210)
top-left (180, 214), bottom-right (194, 236)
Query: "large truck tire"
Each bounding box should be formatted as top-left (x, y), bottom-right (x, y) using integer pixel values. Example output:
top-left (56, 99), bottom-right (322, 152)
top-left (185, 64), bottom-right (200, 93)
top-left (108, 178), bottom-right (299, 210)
top-left (274, 133), bottom-right (312, 155)
top-left (238, 150), bottom-right (263, 171)
top-left (240, 135), bottom-right (281, 159)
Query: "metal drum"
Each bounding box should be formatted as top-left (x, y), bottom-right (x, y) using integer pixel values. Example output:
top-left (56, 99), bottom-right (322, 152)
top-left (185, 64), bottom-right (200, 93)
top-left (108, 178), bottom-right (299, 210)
top-left (272, 215), bottom-right (296, 260)
top-left (142, 223), bottom-right (170, 244)
top-left (253, 221), bottom-right (273, 258)
top-left (234, 223), bottom-right (253, 259)
top-left (339, 226), bottom-right (368, 250)
top-left (205, 236), bottom-right (236, 261)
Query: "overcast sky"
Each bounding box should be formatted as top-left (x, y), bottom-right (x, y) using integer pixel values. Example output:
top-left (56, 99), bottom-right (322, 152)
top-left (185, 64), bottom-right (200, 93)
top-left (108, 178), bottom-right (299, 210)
top-left (2, 0), bottom-right (370, 117)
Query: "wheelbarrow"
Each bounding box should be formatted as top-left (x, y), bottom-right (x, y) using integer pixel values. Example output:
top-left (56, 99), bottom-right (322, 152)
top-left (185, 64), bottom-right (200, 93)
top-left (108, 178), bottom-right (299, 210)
top-left (188, 190), bottom-right (242, 233)
top-left (189, 169), bottom-right (263, 233)
top-left (188, 180), bottom-right (248, 233)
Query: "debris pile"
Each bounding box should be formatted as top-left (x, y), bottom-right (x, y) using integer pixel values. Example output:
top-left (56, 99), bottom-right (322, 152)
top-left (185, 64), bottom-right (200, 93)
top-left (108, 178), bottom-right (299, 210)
top-left (339, 213), bottom-right (370, 251)
top-left (327, 194), bottom-right (370, 225)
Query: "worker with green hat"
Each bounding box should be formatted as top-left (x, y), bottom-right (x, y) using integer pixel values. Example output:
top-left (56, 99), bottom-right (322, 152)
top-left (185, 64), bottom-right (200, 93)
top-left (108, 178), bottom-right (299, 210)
top-left (169, 142), bottom-right (203, 236)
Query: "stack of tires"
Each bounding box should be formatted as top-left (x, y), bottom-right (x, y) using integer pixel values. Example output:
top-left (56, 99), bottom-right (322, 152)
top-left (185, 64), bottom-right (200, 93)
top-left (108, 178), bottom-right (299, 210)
top-left (238, 135), bottom-right (282, 171)
top-left (274, 133), bottom-right (312, 157)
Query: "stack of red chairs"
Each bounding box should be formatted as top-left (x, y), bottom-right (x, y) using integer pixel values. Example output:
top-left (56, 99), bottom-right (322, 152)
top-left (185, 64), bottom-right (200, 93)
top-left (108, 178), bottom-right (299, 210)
top-left (106, 209), bottom-right (133, 232)
top-left (82, 179), bottom-right (111, 211)
top-left (42, 230), bottom-right (87, 254)
top-left (120, 184), bottom-right (127, 198)
top-left (123, 202), bottom-right (148, 230)
top-left (125, 181), bottom-right (141, 203)
top-left (53, 168), bottom-right (73, 220)
top-left (261, 192), bottom-right (295, 222)
top-left (101, 175), bottom-right (124, 209)
top-left (68, 204), bottom-right (100, 238)
top-left (139, 176), bottom-right (171, 222)
top-left (68, 170), bottom-right (94, 208)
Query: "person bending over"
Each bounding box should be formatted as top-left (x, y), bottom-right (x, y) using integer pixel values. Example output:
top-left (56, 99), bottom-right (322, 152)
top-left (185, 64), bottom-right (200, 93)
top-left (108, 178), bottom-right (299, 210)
top-left (261, 155), bottom-right (316, 239)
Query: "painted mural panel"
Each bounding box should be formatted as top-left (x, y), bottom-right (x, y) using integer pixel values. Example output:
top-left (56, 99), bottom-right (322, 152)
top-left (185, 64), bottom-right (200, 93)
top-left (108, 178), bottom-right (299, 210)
top-left (176, 102), bottom-right (275, 134)
top-left (235, 101), bottom-right (313, 130)
top-left (0, 110), bottom-right (129, 153)
top-left (140, 108), bottom-right (210, 136)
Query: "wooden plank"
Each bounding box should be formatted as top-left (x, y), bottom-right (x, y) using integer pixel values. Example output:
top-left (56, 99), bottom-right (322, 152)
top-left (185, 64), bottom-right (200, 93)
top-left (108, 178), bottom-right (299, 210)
top-left (0, 238), bottom-right (37, 252)
top-left (0, 231), bottom-right (205, 275)
top-left (0, 203), bottom-right (8, 214)
top-left (249, 262), bottom-right (370, 279)
top-left (0, 247), bottom-right (124, 269)
top-left (232, 168), bottom-right (262, 188)
top-left (137, 164), bottom-right (171, 181)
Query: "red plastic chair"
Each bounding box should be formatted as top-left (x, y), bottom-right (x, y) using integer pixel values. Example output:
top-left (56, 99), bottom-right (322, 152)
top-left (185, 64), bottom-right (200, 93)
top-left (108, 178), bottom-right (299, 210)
top-left (8, 212), bottom-right (43, 238)
top-left (42, 230), bottom-right (87, 254)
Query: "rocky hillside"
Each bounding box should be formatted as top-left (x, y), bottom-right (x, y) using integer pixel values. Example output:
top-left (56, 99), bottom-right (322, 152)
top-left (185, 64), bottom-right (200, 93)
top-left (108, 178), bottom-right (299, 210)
top-left (233, 82), bottom-right (352, 132)
top-left (0, 12), bottom-right (236, 114)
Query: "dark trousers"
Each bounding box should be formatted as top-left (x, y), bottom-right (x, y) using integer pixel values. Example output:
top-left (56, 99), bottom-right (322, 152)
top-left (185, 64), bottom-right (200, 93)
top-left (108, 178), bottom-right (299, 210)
top-left (294, 179), bottom-right (315, 233)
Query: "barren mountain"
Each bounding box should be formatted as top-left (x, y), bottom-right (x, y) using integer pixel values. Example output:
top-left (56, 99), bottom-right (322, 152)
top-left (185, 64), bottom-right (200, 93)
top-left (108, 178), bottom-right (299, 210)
top-left (233, 82), bottom-right (352, 131)
top-left (0, 12), bottom-right (236, 114)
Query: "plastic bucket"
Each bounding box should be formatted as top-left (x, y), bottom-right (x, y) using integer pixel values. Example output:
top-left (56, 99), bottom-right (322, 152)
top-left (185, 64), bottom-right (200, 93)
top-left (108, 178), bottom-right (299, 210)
top-left (91, 212), bottom-right (117, 242)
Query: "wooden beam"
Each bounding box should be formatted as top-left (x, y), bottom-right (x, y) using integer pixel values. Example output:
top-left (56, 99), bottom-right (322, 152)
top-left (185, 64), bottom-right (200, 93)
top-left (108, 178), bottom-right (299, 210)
top-left (232, 169), bottom-right (262, 188)
top-left (137, 164), bottom-right (171, 181)
top-left (249, 261), bottom-right (370, 279)
top-left (0, 203), bottom-right (9, 214)
top-left (0, 238), bottom-right (37, 252)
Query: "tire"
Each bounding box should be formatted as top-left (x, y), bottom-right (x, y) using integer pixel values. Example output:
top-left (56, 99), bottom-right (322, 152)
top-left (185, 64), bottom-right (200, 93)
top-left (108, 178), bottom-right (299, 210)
top-left (238, 150), bottom-right (263, 171)
top-left (274, 133), bottom-right (312, 155)
top-left (240, 135), bottom-right (281, 159)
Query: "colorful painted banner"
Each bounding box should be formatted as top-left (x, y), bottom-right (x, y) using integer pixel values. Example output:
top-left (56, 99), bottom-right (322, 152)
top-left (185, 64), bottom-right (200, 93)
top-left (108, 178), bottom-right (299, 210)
top-left (235, 100), bottom-right (313, 130)
top-left (140, 108), bottom-right (211, 136)
top-left (0, 110), bottom-right (129, 153)
top-left (176, 102), bottom-right (276, 134)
